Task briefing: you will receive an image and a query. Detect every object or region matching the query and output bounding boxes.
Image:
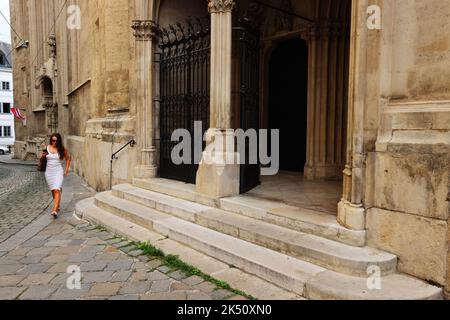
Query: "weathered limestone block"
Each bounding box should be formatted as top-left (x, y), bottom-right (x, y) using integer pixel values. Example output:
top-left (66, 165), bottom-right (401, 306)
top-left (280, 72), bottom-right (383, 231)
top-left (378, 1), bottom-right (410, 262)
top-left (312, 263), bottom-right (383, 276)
top-left (86, 116), bottom-right (136, 144)
top-left (391, 112), bottom-right (450, 131)
top-left (66, 136), bottom-right (86, 178)
top-left (391, 113), bottom-right (433, 130)
top-left (447, 210), bottom-right (450, 298)
top-left (367, 208), bottom-right (447, 286)
top-left (389, 131), bottom-right (450, 150)
top-left (433, 112), bottom-right (450, 130)
top-left (447, 245), bottom-right (450, 299)
top-left (374, 152), bottom-right (449, 220)
top-left (196, 129), bottom-right (240, 198)
top-left (67, 114), bottom-right (138, 191)
top-left (13, 141), bottom-right (27, 160)
top-left (82, 136), bottom-right (139, 191)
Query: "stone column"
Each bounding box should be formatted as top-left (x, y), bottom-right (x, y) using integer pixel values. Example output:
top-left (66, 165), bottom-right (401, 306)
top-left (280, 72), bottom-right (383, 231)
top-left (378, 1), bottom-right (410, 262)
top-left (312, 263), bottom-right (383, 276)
top-left (131, 19), bottom-right (159, 179)
top-left (196, 0), bottom-right (240, 198)
top-left (337, 0), bottom-right (366, 231)
top-left (304, 21), bottom-right (348, 181)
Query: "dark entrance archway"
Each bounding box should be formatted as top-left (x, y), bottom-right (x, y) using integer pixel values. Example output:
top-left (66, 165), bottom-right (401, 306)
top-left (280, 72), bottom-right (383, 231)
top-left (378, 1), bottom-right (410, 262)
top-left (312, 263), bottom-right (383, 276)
top-left (268, 38), bottom-right (308, 173)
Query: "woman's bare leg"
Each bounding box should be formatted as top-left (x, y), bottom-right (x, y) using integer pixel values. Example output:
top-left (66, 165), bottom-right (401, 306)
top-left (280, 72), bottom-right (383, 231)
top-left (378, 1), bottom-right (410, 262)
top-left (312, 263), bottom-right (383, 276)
top-left (54, 190), bottom-right (61, 214)
top-left (51, 190), bottom-right (56, 213)
top-left (51, 190), bottom-right (60, 213)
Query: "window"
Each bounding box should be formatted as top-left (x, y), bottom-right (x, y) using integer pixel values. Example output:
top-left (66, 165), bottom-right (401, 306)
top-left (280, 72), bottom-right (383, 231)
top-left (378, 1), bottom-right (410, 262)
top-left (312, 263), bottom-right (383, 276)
top-left (3, 126), bottom-right (11, 137)
top-left (2, 103), bottom-right (11, 114)
top-left (0, 126), bottom-right (2, 137)
top-left (2, 82), bottom-right (10, 91)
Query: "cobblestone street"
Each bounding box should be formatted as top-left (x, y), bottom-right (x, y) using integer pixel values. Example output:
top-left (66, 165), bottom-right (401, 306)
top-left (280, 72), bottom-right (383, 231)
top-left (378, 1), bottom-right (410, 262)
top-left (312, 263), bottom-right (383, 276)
top-left (0, 162), bottom-right (52, 243)
top-left (0, 161), bottom-right (244, 300)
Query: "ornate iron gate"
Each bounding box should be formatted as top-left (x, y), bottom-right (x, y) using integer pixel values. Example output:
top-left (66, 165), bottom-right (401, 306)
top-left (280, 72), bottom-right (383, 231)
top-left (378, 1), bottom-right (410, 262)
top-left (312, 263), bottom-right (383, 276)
top-left (158, 18), bottom-right (210, 184)
top-left (234, 21), bottom-right (261, 194)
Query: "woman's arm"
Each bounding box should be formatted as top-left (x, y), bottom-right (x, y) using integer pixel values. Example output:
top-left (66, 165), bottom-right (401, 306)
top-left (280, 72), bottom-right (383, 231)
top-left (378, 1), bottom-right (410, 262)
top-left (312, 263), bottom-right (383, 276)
top-left (64, 149), bottom-right (71, 176)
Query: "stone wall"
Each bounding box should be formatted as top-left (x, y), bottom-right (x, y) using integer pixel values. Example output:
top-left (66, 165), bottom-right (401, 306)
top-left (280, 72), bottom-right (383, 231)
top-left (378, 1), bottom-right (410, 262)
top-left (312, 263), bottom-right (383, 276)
top-left (9, 0), bottom-right (31, 157)
top-left (66, 114), bottom-right (138, 191)
top-left (10, 0), bottom-right (138, 186)
top-left (364, 0), bottom-right (450, 290)
top-left (446, 171), bottom-right (450, 298)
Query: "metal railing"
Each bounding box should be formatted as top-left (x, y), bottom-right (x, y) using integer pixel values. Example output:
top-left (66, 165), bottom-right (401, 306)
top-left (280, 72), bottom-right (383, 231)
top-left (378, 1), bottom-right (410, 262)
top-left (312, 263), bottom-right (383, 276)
top-left (109, 139), bottom-right (136, 190)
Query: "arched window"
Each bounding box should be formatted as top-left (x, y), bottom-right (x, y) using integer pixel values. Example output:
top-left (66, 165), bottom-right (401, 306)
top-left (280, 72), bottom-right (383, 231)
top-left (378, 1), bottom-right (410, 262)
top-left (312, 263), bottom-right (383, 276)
top-left (40, 76), bottom-right (53, 105)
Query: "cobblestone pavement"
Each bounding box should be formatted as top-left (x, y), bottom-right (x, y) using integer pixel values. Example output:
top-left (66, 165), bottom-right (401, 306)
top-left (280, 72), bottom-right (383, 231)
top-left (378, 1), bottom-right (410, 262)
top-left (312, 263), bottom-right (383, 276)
top-left (0, 163), bottom-right (245, 300)
top-left (0, 163), bottom-right (52, 243)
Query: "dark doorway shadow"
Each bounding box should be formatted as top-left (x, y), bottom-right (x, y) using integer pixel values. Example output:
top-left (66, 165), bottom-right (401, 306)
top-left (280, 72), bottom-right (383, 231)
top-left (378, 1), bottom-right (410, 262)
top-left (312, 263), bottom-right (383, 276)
top-left (268, 38), bottom-right (308, 173)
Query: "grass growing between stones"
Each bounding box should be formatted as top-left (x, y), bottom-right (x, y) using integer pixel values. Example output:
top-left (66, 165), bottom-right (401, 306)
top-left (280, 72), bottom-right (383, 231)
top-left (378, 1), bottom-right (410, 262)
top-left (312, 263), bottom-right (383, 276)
top-left (137, 241), bottom-right (256, 300)
top-left (94, 225), bottom-right (109, 232)
top-left (76, 221), bottom-right (256, 300)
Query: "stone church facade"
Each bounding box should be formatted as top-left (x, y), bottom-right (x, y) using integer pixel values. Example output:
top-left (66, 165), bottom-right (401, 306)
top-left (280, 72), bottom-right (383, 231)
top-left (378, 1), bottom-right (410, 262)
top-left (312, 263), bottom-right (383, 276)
top-left (10, 0), bottom-right (449, 299)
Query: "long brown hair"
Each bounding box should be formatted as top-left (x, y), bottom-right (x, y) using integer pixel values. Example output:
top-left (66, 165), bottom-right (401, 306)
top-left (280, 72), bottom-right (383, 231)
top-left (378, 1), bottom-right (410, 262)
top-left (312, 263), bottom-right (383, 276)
top-left (49, 133), bottom-right (66, 160)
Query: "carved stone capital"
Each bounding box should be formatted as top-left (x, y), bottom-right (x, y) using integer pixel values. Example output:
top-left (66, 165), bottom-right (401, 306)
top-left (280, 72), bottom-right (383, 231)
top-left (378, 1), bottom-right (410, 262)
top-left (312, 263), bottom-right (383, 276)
top-left (208, 0), bottom-right (235, 14)
top-left (131, 20), bottom-right (160, 41)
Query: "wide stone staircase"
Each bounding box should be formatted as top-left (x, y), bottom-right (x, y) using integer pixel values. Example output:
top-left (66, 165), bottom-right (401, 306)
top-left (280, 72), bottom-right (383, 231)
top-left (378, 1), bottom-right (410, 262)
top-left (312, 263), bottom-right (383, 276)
top-left (75, 178), bottom-right (443, 300)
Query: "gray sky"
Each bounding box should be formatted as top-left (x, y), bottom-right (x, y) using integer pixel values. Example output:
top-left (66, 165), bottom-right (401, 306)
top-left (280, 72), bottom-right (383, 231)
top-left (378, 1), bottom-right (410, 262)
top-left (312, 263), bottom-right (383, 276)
top-left (0, 0), bottom-right (11, 44)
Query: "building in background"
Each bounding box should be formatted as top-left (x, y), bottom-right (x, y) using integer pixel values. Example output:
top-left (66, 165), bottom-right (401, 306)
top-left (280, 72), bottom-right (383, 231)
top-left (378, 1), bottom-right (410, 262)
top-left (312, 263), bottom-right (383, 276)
top-left (0, 41), bottom-right (14, 150)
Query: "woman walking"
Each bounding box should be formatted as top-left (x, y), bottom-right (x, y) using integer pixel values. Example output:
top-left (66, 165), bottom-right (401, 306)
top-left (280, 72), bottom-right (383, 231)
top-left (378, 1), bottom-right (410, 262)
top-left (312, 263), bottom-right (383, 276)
top-left (41, 134), bottom-right (71, 218)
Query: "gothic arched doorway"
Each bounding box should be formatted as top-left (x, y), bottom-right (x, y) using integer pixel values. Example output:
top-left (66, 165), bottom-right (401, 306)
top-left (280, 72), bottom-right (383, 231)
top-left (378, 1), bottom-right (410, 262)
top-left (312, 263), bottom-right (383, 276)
top-left (238, 0), bottom-right (351, 214)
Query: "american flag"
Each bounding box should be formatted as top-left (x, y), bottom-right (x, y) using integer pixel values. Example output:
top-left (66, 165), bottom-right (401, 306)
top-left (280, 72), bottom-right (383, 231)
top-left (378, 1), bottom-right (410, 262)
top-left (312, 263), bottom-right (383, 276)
top-left (11, 107), bottom-right (27, 125)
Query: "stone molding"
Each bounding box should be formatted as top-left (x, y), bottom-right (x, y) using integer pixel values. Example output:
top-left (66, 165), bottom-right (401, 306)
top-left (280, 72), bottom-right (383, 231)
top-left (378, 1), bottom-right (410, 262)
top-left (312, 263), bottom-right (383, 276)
top-left (86, 115), bottom-right (136, 143)
top-left (208, 0), bottom-right (235, 14)
top-left (131, 20), bottom-right (159, 41)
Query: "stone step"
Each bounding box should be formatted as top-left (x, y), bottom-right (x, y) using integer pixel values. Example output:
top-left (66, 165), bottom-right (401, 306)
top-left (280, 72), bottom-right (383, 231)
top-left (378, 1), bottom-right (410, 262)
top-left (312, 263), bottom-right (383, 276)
top-left (220, 195), bottom-right (366, 247)
top-left (92, 191), bottom-right (327, 296)
top-left (111, 185), bottom-right (397, 276)
top-left (305, 270), bottom-right (443, 300)
top-left (95, 192), bottom-right (169, 230)
top-left (112, 184), bottom-right (209, 223)
top-left (134, 178), bottom-right (217, 207)
top-left (77, 194), bottom-right (443, 300)
top-left (75, 197), bottom-right (165, 244)
top-left (134, 178), bottom-right (366, 247)
top-left (75, 198), bottom-right (302, 300)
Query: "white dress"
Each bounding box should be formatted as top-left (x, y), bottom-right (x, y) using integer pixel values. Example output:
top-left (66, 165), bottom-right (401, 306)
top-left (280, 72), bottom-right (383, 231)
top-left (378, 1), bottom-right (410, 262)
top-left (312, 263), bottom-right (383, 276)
top-left (45, 146), bottom-right (64, 191)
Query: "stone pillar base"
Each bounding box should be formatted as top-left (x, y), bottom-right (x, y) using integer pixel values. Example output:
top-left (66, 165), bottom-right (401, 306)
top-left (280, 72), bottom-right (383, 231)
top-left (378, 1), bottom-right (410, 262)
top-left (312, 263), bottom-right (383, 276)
top-left (134, 164), bottom-right (157, 180)
top-left (196, 129), bottom-right (240, 198)
top-left (196, 158), bottom-right (240, 198)
top-left (337, 200), bottom-right (366, 230)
